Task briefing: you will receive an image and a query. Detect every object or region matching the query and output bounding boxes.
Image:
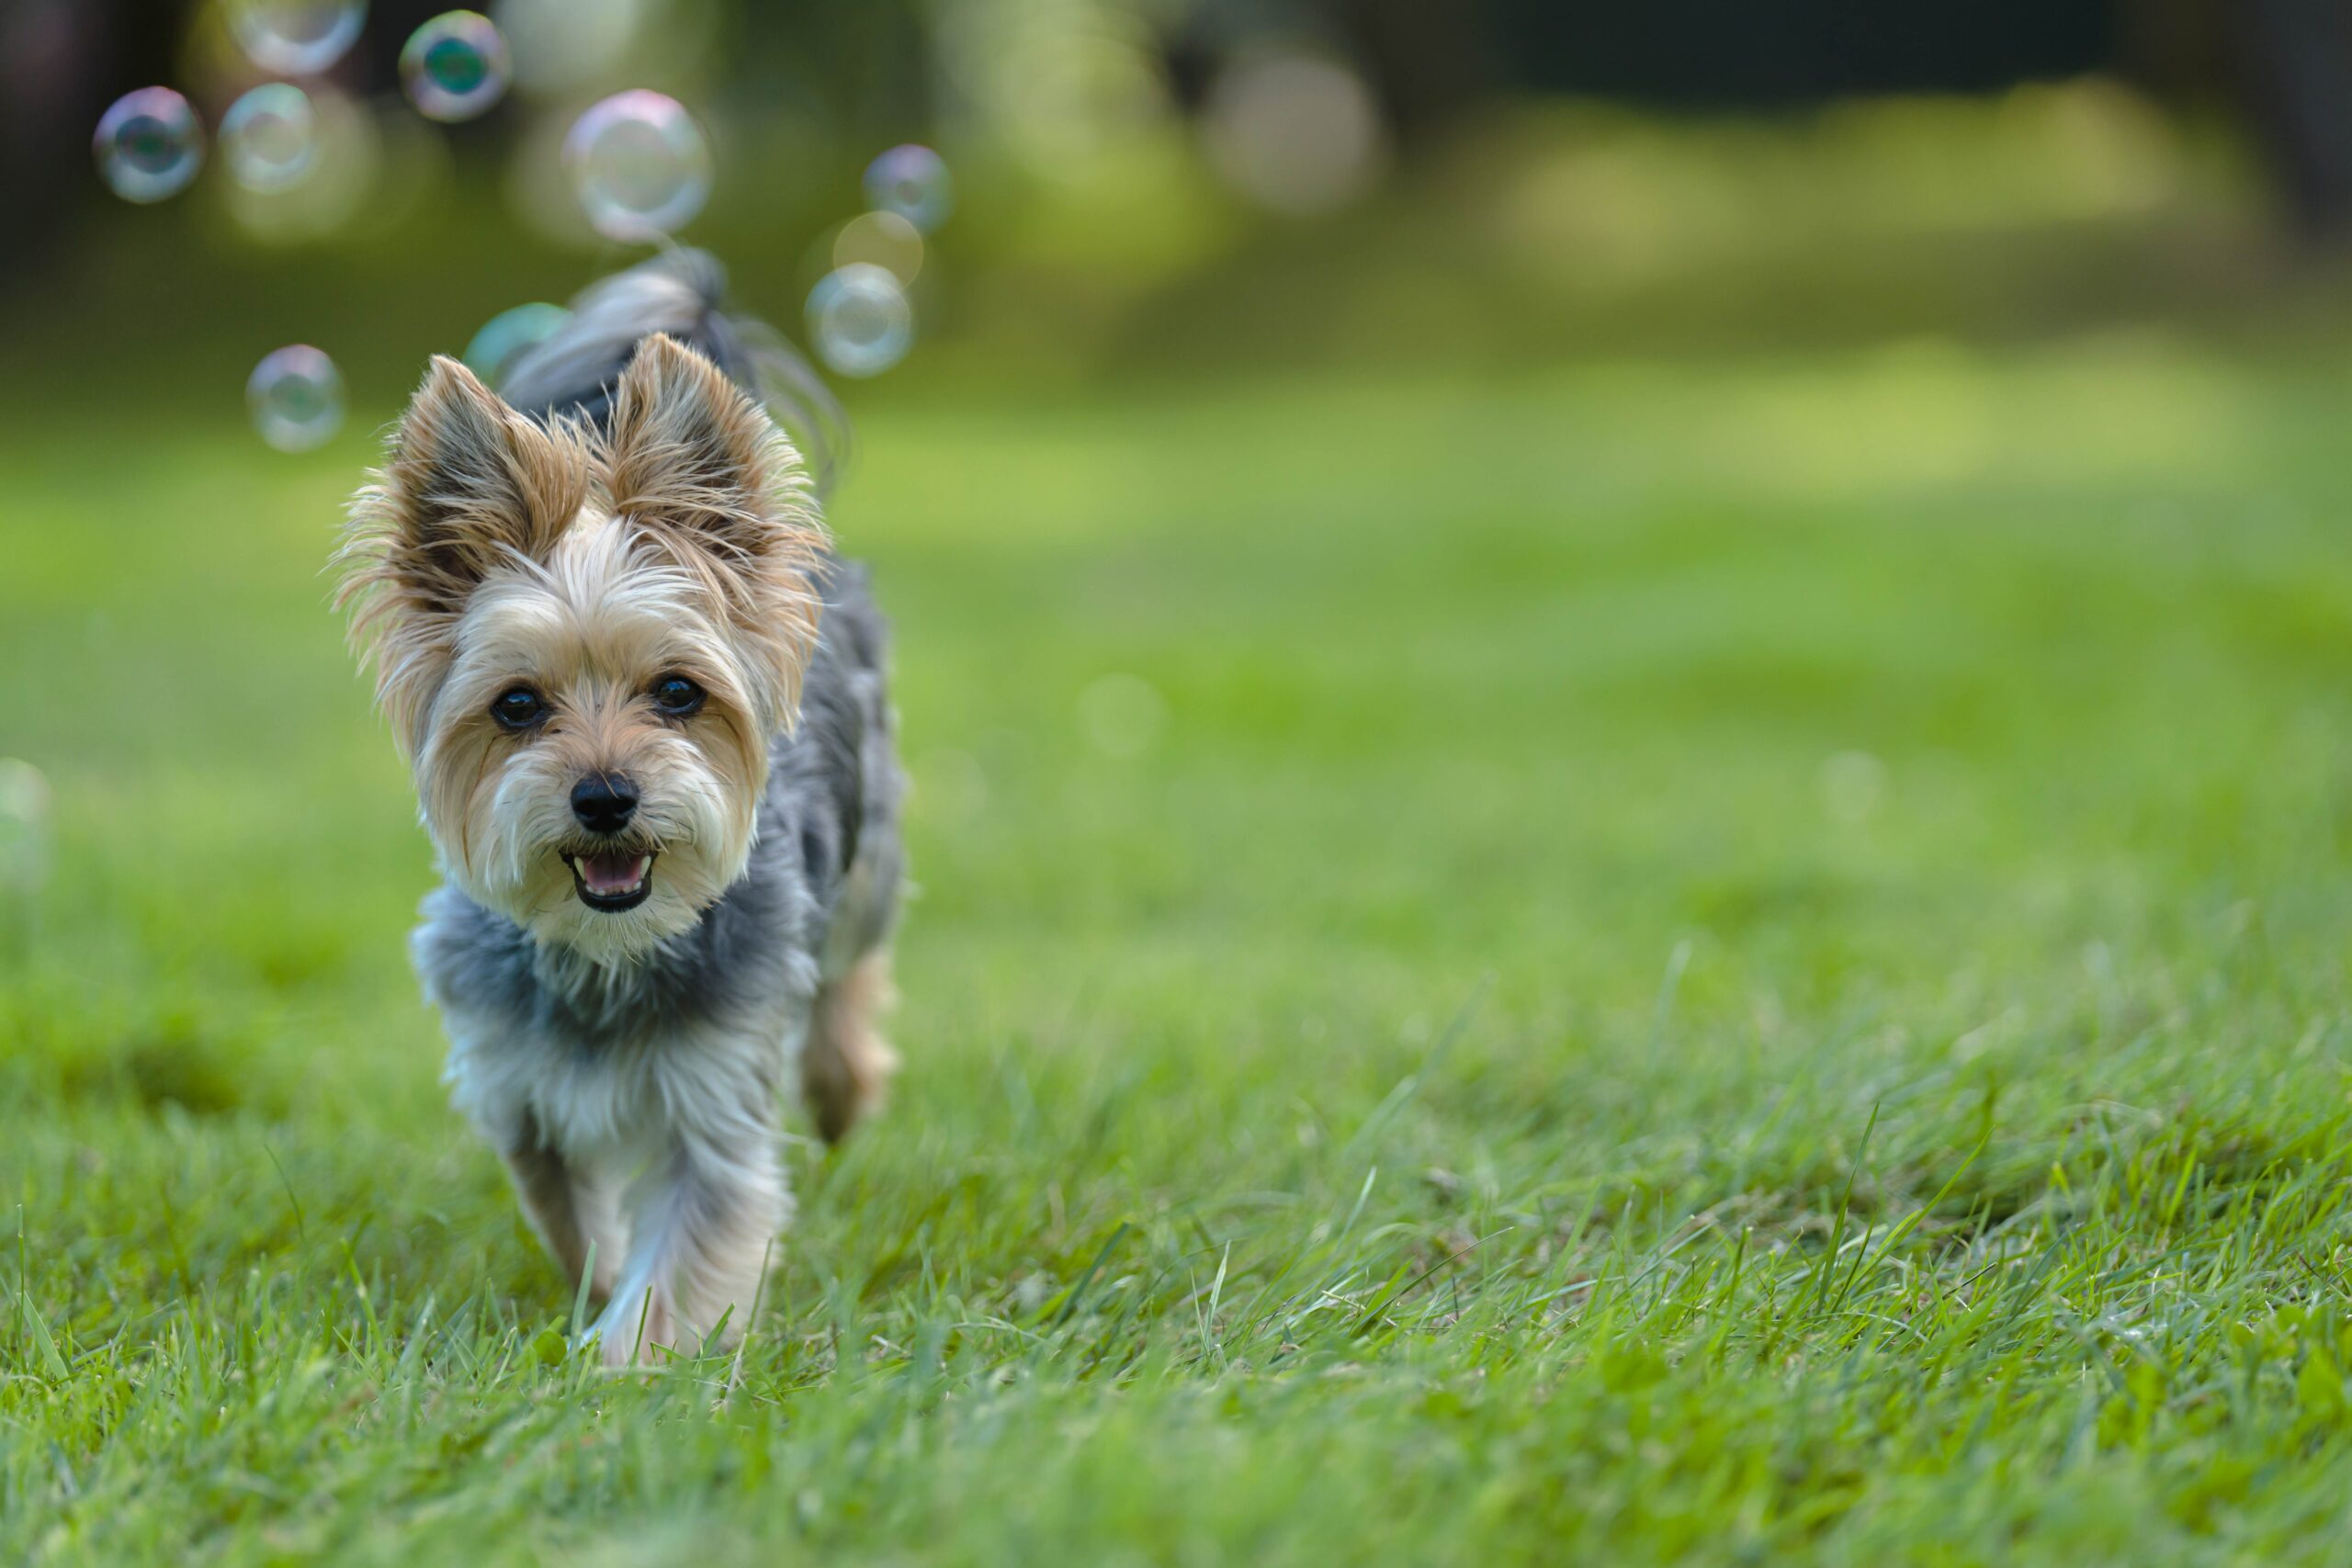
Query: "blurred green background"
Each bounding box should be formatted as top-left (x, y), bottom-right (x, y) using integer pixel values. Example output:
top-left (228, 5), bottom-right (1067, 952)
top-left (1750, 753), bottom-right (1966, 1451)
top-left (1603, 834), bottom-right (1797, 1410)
top-left (15, 3), bottom-right (2352, 1563)
top-left (6, 0), bottom-right (2352, 399)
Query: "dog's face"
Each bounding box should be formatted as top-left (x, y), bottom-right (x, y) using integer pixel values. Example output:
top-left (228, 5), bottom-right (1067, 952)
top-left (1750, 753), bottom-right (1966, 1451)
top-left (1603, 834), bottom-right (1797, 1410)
top-left (340, 336), bottom-right (824, 962)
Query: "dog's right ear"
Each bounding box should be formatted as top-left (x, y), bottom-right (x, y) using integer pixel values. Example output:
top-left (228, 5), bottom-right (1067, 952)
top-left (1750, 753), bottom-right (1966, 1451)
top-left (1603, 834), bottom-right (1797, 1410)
top-left (353, 356), bottom-right (587, 618)
top-left (339, 357), bottom-right (590, 743)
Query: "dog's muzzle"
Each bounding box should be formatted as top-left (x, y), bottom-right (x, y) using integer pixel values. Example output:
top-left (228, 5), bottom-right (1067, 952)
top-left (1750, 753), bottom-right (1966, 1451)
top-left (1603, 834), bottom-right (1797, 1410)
top-left (561, 849), bottom-right (656, 911)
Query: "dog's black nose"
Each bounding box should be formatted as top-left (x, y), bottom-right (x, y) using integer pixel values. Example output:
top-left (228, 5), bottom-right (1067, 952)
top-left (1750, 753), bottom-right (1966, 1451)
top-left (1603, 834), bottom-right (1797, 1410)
top-left (571, 773), bottom-right (639, 835)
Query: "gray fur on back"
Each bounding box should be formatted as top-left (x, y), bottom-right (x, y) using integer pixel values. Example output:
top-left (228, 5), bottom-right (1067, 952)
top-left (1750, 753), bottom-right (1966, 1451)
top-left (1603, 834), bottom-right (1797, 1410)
top-left (413, 251), bottom-right (900, 1055)
top-left (497, 248), bottom-right (849, 495)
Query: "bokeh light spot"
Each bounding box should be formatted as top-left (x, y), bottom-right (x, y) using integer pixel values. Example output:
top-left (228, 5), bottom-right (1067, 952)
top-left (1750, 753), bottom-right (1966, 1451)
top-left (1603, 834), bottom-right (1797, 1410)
top-left (225, 0), bottom-right (367, 78)
top-left (401, 11), bottom-right (513, 123)
top-left (1077, 673), bottom-right (1169, 759)
top-left (1203, 51), bottom-right (1386, 217)
top-left (562, 90), bottom-right (711, 241)
top-left (1818, 750), bottom-right (1889, 828)
top-left (0, 758), bottom-right (52, 893)
top-left (93, 87), bottom-right (204, 205)
top-left (806, 264), bottom-right (913, 379)
top-left (247, 345), bottom-right (345, 452)
top-left (491, 0), bottom-right (645, 96)
top-left (832, 210), bottom-right (924, 287)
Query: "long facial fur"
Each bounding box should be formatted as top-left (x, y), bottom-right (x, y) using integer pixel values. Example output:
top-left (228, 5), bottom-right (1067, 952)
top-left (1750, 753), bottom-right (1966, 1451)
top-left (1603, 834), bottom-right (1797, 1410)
top-left (338, 337), bottom-right (827, 962)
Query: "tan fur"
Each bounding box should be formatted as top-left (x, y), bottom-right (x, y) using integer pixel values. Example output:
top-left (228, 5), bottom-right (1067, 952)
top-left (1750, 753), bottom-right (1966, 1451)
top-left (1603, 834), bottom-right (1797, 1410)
top-left (804, 951), bottom-right (900, 1145)
top-left (337, 337), bottom-right (826, 753)
top-left (337, 357), bottom-right (598, 753)
top-left (344, 334), bottom-right (897, 1368)
top-left (334, 338), bottom-right (830, 963)
top-left (603, 334), bottom-right (826, 735)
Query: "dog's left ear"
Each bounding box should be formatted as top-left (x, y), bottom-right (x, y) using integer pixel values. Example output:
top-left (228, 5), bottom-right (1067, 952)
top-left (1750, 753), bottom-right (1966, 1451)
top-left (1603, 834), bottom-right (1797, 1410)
top-left (605, 334), bottom-right (820, 559)
top-left (605, 333), bottom-right (828, 723)
top-left (340, 356), bottom-right (596, 748)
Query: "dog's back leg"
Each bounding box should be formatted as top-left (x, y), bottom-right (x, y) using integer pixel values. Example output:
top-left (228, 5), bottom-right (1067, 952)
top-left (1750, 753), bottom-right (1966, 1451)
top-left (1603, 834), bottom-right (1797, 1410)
top-left (803, 947), bottom-right (899, 1145)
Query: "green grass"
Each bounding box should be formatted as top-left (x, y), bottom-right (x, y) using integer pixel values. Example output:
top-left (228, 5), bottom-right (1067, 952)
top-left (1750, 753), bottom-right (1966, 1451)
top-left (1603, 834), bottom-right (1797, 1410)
top-left (12, 330), bottom-right (2352, 1563)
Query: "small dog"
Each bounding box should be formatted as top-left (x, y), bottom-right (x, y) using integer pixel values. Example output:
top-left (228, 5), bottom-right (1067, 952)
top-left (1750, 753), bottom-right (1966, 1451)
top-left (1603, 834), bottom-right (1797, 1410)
top-left (337, 253), bottom-right (903, 1366)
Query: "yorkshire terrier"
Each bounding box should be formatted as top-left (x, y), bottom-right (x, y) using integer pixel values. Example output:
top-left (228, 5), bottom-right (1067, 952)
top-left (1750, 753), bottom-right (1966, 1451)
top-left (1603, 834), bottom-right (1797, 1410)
top-left (337, 252), bottom-right (902, 1366)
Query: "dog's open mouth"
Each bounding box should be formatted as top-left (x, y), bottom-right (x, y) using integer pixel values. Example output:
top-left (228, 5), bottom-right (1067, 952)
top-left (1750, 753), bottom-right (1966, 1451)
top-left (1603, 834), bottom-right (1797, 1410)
top-left (562, 850), bottom-right (656, 912)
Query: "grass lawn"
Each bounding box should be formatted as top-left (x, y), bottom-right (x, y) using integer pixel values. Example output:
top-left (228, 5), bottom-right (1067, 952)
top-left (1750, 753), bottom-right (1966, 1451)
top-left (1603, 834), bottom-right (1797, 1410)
top-left (9, 334), bottom-right (2352, 1563)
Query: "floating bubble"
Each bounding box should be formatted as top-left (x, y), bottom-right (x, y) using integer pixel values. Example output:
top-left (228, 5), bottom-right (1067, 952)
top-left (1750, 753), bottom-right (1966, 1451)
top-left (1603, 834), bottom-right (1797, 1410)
top-left (401, 11), bottom-right (513, 122)
top-left (832, 210), bottom-right (923, 287)
top-left (562, 90), bottom-right (710, 241)
top-left (462, 302), bottom-right (569, 389)
top-left (806, 265), bottom-right (912, 379)
top-left (220, 83), bottom-right (317, 193)
top-left (93, 87), bottom-right (204, 204)
top-left (225, 0), bottom-right (367, 77)
top-left (863, 144), bottom-right (952, 232)
top-left (247, 345), bottom-right (345, 452)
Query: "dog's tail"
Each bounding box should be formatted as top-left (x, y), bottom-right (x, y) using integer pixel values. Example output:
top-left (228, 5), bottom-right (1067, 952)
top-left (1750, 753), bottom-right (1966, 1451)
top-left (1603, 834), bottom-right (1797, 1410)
top-left (494, 247), bottom-right (848, 494)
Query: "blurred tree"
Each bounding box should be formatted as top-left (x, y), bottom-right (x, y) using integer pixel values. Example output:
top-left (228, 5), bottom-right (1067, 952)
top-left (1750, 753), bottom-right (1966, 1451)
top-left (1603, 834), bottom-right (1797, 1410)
top-left (2232, 0), bottom-right (2352, 238)
top-left (0, 0), bottom-right (175, 276)
top-left (7, 0), bottom-right (2352, 268)
top-left (1485, 0), bottom-right (2114, 103)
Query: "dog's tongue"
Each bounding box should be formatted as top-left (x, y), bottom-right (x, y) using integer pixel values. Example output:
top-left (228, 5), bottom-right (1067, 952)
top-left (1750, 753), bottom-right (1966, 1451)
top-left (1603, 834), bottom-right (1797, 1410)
top-left (579, 852), bottom-right (650, 896)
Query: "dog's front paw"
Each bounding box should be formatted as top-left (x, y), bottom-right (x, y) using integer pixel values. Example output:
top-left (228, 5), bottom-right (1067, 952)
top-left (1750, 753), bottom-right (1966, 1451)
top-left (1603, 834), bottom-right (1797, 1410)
top-left (586, 1289), bottom-right (679, 1369)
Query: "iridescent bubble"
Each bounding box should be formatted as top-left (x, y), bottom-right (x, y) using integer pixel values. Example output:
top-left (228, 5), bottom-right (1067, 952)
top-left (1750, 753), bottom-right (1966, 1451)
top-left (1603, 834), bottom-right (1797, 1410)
top-left (93, 88), bottom-right (204, 204)
top-left (247, 345), bottom-right (345, 452)
top-left (832, 209), bottom-right (923, 287)
top-left (562, 90), bottom-right (710, 241)
top-left (226, 0), bottom-right (367, 77)
top-left (401, 12), bottom-right (513, 123)
top-left (220, 83), bottom-right (317, 193)
top-left (806, 264), bottom-right (912, 379)
top-left (863, 144), bottom-right (952, 232)
top-left (462, 302), bottom-right (569, 389)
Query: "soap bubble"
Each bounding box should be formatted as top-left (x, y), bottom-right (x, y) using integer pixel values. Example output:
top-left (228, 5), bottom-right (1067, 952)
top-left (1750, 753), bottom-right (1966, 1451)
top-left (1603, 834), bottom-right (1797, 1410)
top-left (220, 84), bottom-right (317, 192)
top-left (401, 12), bottom-right (512, 122)
top-left (863, 144), bottom-right (952, 232)
top-left (806, 264), bottom-right (912, 379)
top-left (93, 88), bottom-right (204, 204)
top-left (225, 0), bottom-right (367, 77)
top-left (833, 210), bottom-right (923, 286)
top-left (462, 302), bottom-right (569, 389)
top-left (562, 90), bottom-right (710, 241)
top-left (247, 345), bottom-right (345, 452)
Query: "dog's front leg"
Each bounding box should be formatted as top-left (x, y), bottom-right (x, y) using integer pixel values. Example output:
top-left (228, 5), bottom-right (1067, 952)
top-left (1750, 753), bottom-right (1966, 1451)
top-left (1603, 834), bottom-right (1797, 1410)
top-left (499, 1109), bottom-right (622, 1300)
top-left (592, 1119), bottom-right (787, 1367)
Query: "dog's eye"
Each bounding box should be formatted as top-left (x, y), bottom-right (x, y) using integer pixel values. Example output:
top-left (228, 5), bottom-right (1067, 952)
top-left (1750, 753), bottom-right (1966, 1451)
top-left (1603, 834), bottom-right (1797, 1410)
top-left (650, 675), bottom-right (706, 717)
top-left (491, 687), bottom-right (546, 730)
